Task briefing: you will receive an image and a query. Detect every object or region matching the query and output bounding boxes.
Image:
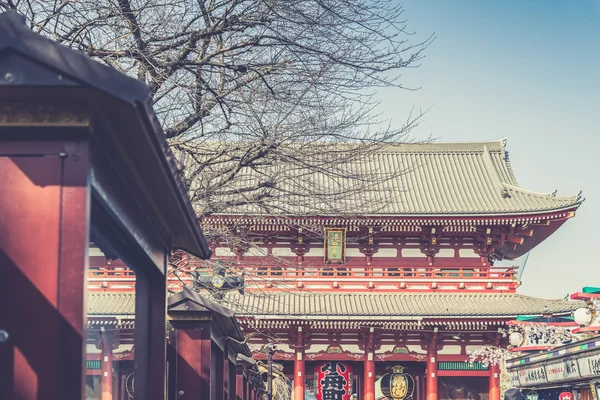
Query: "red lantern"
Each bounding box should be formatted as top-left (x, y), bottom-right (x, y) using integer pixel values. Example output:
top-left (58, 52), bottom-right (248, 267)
top-left (315, 362), bottom-right (352, 400)
top-left (559, 392), bottom-right (573, 400)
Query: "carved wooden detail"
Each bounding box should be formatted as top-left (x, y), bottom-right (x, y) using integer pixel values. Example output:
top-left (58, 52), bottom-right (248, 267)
top-left (0, 102), bottom-right (90, 126)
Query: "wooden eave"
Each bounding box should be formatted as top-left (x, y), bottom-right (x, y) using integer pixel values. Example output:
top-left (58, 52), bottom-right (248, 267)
top-left (0, 11), bottom-right (210, 259)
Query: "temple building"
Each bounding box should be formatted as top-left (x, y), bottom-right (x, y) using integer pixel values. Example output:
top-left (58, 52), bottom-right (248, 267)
top-left (88, 139), bottom-right (583, 400)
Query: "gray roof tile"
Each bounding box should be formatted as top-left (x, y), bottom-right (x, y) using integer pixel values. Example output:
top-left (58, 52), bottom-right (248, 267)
top-left (211, 139), bottom-right (582, 216)
top-left (88, 292), bottom-right (580, 318)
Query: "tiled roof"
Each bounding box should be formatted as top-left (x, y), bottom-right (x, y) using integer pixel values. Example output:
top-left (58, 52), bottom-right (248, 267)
top-left (88, 293), bottom-right (136, 316)
top-left (210, 139), bottom-right (582, 216)
top-left (88, 292), bottom-right (581, 319)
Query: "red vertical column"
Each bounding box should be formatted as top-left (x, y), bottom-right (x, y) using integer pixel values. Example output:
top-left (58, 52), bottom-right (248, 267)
top-left (363, 328), bottom-right (376, 400)
top-left (245, 377), bottom-right (251, 400)
top-left (100, 331), bottom-right (115, 400)
top-left (294, 352), bottom-right (305, 400)
top-left (0, 140), bottom-right (90, 400)
top-left (489, 363), bottom-right (500, 400)
top-left (224, 350), bottom-right (230, 400)
top-left (294, 326), bottom-right (305, 400)
top-left (426, 334), bottom-right (438, 400)
top-left (169, 321), bottom-right (211, 399)
top-left (236, 365), bottom-right (244, 400)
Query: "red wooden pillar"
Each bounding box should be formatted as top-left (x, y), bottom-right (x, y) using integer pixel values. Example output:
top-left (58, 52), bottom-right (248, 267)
top-left (224, 351), bottom-right (230, 400)
top-left (426, 335), bottom-right (438, 400)
top-left (245, 377), bottom-right (250, 400)
top-left (489, 363), bottom-right (500, 400)
top-left (170, 321), bottom-right (211, 399)
top-left (228, 356), bottom-right (237, 400)
top-left (294, 326), bottom-right (305, 400)
top-left (236, 365), bottom-right (245, 400)
top-left (363, 328), bottom-right (376, 400)
top-left (213, 343), bottom-right (225, 400)
top-left (100, 331), bottom-right (116, 400)
top-left (0, 137), bottom-right (90, 400)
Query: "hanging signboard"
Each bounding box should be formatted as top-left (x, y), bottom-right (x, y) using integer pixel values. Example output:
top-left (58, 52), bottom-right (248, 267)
top-left (514, 325), bottom-right (574, 349)
top-left (316, 362), bottom-right (352, 400)
top-left (517, 365), bottom-right (548, 386)
top-left (578, 352), bottom-right (600, 378)
top-left (509, 370), bottom-right (520, 387)
top-left (324, 228), bottom-right (346, 263)
top-left (380, 366), bottom-right (415, 400)
top-left (545, 359), bottom-right (580, 383)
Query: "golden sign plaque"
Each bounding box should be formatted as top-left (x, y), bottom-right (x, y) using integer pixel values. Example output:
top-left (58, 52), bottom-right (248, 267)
top-left (324, 228), bottom-right (346, 262)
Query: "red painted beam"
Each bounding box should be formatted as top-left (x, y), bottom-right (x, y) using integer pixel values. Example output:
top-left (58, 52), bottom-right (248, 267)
top-left (570, 292), bottom-right (600, 300)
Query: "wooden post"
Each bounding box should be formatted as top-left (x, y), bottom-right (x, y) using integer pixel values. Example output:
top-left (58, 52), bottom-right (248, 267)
top-left (236, 365), bottom-right (245, 400)
top-left (170, 321), bottom-right (211, 400)
top-left (426, 335), bottom-right (438, 400)
top-left (489, 361), bottom-right (501, 400)
top-left (212, 343), bottom-right (224, 400)
top-left (224, 348), bottom-right (231, 400)
top-left (100, 331), bottom-right (116, 400)
top-left (228, 355), bottom-right (237, 400)
top-left (294, 326), bottom-right (305, 400)
top-left (414, 375), bottom-right (420, 400)
top-left (0, 138), bottom-right (90, 400)
top-left (245, 374), bottom-right (252, 400)
top-left (134, 267), bottom-right (168, 400)
top-left (363, 328), bottom-right (376, 400)
top-left (294, 351), bottom-right (305, 400)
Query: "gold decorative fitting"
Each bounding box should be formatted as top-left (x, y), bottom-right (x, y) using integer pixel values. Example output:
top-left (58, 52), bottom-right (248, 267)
top-left (391, 365), bottom-right (405, 374)
top-left (431, 237), bottom-right (437, 245)
top-left (298, 237), bottom-right (303, 244)
top-left (368, 237), bottom-right (374, 244)
top-left (486, 237), bottom-right (492, 245)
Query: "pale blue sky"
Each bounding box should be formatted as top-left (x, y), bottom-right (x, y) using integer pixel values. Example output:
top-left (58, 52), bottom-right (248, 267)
top-left (379, 0), bottom-right (599, 299)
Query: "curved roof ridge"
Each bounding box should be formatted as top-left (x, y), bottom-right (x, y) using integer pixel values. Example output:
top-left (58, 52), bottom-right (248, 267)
top-left (511, 292), bottom-right (572, 303)
top-left (502, 183), bottom-right (582, 202)
top-left (501, 139), bottom-right (520, 186)
top-left (376, 138), bottom-right (508, 154)
top-left (482, 144), bottom-right (508, 189)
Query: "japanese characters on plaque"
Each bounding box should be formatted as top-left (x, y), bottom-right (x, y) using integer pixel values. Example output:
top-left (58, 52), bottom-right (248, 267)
top-left (508, 370), bottom-right (520, 387)
top-left (316, 362), bottom-right (352, 400)
top-left (578, 352), bottom-right (600, 378)
top-left (545, 359), bottom-right (580, 383)
top-left (324, 228), bottom-right (346, 263)
top-left (517, 365), bottom-right (547, 386)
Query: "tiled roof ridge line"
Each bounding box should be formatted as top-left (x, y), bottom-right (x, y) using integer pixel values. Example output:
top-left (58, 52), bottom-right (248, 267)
top-left (481, 144), bottom-right (509, 192)
top-left (501, 139), bottom-right (520, 186)
top-left (502, 183), bottom-right (582, 202)
top-left (373, 139), bottom-right (507, 154)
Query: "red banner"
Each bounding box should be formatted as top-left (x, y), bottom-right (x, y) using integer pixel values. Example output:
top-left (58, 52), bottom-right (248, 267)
top-left (315, 362), bottom-right (352, 400)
